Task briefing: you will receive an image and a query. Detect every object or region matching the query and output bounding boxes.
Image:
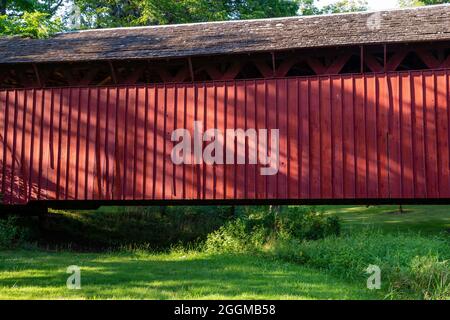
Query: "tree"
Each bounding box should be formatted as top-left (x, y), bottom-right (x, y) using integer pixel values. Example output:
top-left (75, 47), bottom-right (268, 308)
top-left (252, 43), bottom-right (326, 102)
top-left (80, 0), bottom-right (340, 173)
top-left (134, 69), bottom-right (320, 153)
top-left (67, 0), bottom-right (369, 30)
top-left (320, 0), bottom-right (367, 14)
top-left (68, 0), bottom-right (302, 29)
top-left (398, 0), bottom-right (449, 6)
top-left (0, 0), bottom-right (63, 38)
top-left (0, 11), bottom-right (62, 38)
top-left (0, 0), bottom-right (64, 16)
top-left (1, 0), bottom-right (371, 37)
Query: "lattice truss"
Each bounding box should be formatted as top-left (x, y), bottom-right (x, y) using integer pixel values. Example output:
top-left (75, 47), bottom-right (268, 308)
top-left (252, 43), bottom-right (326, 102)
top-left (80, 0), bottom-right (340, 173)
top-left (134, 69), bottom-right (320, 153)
top-left (1, 42), bottom-right (449, 88)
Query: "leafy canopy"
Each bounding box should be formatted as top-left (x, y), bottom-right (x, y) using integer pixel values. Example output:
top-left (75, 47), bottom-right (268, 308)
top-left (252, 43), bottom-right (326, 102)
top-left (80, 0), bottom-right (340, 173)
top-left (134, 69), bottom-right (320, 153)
top-left (0, 0), bottom-right (63, 38)
top-left (1, 0), bottom-right (390, 38)
top-left (398, 0), bottom-right (449, 6)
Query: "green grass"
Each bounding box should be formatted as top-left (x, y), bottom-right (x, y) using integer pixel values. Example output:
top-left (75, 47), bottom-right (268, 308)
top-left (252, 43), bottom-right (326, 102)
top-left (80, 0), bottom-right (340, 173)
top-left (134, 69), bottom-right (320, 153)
top-left (318, 205), bottom-right (450, 235)
top-left (1, 205), bottom-right (449, 300)
top-left (0, 249), bottom-right (383, 300)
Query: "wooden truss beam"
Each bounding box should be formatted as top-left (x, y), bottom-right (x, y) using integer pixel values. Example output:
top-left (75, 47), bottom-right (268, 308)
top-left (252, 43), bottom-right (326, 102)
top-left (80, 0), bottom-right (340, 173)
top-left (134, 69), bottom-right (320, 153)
top-left (79, 68), bottom-right (100, 86)
top-left (155, 66), bottom-right (190, 83)
top-left (62, 69), bottom-right (77, 86)
top-left (325, 53), bottom-right (352, 75)
top-left (365, 54), bottom-right (384, 72)
top-left (364, 49), bottom-right (409, 72)
top-left (305, 57), bottom-right (327, 75)
top-left (2, 43), bottom-right (449, 88)
top-left (32, 64), bottom-right (42, 87)
top-left (253, 60), bottom-right (274, 78)
top-left (124, 68), bottom-right (143, 84)
top-left (385, 49), bottom-right (409, 71)
top-left (416, 49), bottom-right (441, 69)
top-left (275, 57), bottom-right (300, 77)
top-left (256, 53), bottom-right (353, 77)
top-left (108, 61), bottom-right (118, 84)
top-left (416, 49), bottom-right (450, 69)
top-left (441, 55), bottom-right (450, 68)
top-left (221, 62), bottom-right (242, 80)
top-left (172, 67), bottom-right (189, 82)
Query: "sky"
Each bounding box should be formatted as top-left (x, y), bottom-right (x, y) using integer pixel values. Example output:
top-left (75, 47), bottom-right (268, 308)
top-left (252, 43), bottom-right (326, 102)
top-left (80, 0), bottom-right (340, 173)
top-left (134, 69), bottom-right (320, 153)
top-left (317, 0), bottom-right (401, 11)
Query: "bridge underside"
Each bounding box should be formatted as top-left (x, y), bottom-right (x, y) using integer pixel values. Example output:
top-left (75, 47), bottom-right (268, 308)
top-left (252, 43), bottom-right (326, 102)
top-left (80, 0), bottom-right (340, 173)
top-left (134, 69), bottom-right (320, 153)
top-left (1, 42), bottom-right (450, 89)
top-left (2, 197), bottom-right (450, 216)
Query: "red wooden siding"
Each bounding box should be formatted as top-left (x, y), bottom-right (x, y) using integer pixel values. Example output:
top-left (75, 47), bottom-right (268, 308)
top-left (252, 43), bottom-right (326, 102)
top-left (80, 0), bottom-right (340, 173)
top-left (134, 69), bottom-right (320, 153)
top-left (0, 70), bottom-right (449, 205)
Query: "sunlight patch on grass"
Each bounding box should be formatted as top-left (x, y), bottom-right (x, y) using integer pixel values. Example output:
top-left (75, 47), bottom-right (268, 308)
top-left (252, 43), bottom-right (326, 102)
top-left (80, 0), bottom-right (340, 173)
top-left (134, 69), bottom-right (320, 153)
top-left (0, 249), bottom-right (383, 300)
top-left (320, 205), bottom-right (450, 234)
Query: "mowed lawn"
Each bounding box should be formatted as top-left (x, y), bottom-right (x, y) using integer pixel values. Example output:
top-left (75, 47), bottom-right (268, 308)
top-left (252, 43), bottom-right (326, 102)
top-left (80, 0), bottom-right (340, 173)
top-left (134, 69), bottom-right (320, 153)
top-left (320, 205), bottom-right (450, 235)
top-left (0, 250), bottom-right (382, 300)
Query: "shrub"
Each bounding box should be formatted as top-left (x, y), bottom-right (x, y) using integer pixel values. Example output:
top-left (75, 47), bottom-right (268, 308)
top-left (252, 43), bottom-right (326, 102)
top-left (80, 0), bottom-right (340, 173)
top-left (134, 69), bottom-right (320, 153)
top-left (277, 206), bottom-right (341, 240)
top-left (204, 218), bottom-right (266, 253)
top-left (204, 206), bottom-right (341, 253)
top-left (0, 217), bottom-right (28, 249)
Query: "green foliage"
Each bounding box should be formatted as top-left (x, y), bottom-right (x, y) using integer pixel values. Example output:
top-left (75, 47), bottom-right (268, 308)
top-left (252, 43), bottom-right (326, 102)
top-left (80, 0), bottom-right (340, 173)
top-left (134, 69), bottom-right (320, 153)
top-left (204, 206), bottom-right (341, 253)
top-left (277, 206), bottom-right (341, 240)
top-left (38, 206), bottom-right (233, 250)
top-left (203, 218), bottom-right (267, 253)
top-left (0, 0), bottom-right (64, 38)
top-left (0, 0), bottom-right (64, 15)
top-left (1, 0), bottom-right (372, 37)
top-left (70, 0), bottom-right (301, 29)
top-left (0, 11), bottom-right (62, 38)
top-left (399, 0), bottom-right (449, 7)
top-left (0, 217), bottom-right (28, 248)
top-left (270, 229), bottom-right (450, 299)
top-left (320, 0), bottom-right (367, 14)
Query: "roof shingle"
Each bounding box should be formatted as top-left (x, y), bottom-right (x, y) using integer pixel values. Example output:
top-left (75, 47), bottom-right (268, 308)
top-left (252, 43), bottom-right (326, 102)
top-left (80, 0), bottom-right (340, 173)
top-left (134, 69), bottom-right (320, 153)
top-left (0, 4), bottom-right (449, 64)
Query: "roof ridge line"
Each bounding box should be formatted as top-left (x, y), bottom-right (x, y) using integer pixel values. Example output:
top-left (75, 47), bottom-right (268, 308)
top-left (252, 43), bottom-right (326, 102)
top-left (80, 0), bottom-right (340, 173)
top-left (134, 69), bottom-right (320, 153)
top-left (61, 4), bottom-right (450, 35)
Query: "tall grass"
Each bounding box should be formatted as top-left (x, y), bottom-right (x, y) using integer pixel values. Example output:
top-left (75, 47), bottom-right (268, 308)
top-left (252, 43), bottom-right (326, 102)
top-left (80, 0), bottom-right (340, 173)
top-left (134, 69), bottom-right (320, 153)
top-left (268, 229), bottom-right (450, 300)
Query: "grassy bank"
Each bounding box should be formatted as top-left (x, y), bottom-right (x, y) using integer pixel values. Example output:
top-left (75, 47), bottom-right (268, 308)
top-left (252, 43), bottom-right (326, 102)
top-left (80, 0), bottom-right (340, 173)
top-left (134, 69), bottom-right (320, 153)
top-left (269, 230), bottom-right (450, 299)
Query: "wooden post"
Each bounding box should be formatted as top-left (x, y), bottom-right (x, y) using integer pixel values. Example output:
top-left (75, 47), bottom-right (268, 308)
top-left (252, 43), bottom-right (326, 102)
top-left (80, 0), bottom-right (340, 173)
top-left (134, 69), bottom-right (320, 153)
top-left (188, 57), bottom-right (195, 82)
top-left (108, 61), bottom-right (118, 84)
top-left (383, 44), bottom-right (387, 72)
top-left (32, 63), bottom-right (42, 87)
top-left (360, 45), bottom-right (364, 73)
top-left (271, 52), bottom-right (276, 77)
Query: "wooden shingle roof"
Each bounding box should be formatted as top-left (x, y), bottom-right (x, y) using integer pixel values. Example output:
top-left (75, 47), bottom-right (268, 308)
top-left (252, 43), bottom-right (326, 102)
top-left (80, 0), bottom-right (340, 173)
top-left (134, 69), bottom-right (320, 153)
top-left (0, 4), bottom-right (449, 64)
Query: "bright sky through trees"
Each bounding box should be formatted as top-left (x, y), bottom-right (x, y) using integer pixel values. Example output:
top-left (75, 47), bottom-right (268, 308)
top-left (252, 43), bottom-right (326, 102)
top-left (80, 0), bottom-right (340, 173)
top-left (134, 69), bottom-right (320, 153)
top-left (318, 0), bottom-right (400, 10)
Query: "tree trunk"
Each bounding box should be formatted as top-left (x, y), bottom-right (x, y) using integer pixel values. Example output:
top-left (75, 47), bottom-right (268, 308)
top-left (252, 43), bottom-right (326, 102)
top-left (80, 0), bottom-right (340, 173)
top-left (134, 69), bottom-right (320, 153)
top-left (38, 208), bottom-right (50, 233)
top-left (230, 205), bottom-right (236, 218)
top-left (269, 205), bottom-right (281, 233)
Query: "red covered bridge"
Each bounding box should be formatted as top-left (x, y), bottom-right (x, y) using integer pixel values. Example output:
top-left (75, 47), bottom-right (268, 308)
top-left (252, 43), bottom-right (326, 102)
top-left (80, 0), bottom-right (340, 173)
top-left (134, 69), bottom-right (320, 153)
top-left (0, 5), bottom-right (450, 211)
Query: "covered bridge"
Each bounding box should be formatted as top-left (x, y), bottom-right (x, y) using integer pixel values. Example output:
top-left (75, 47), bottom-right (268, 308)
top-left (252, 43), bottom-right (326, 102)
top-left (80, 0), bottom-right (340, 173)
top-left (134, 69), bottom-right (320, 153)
top-left (0, 5), bottom-right (449, 209)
